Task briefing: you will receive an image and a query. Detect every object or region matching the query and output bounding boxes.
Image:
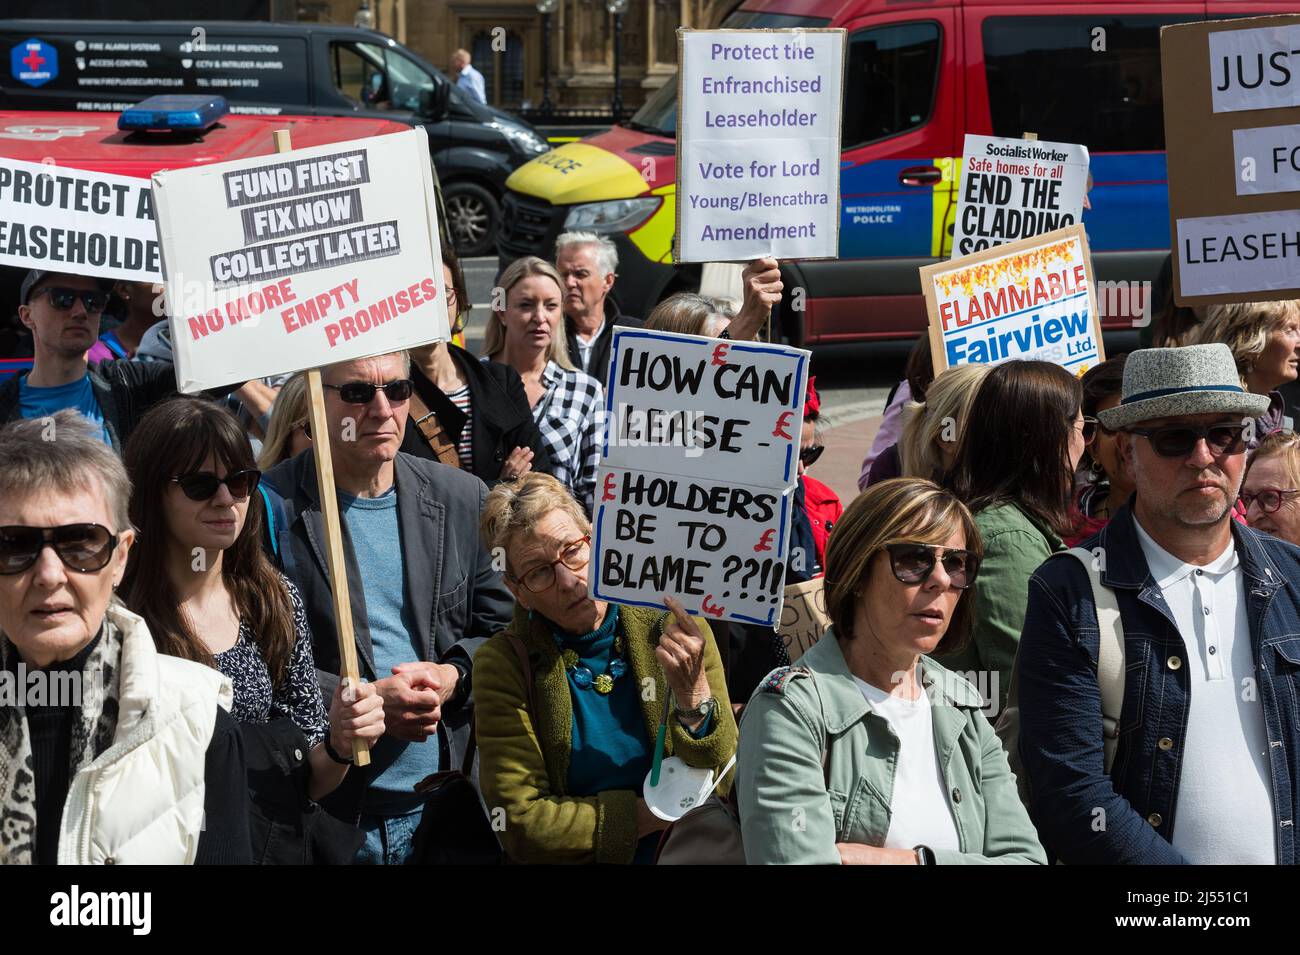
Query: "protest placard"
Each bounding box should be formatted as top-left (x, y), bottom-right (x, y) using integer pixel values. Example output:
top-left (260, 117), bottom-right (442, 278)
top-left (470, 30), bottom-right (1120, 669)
top-left (675, 28), bottom-right (844, 263)
top-left (921, 224), bottom-right (1103, 376)
top-left (591, 328), bottom-right (808, 626)
top-left (951, 134), bottom-right (1089, 258)
top-left (151, 126), bottom-right (448, 392)
top-left (778, 577), bottom-right (828, 662)
top-left (0, 157), bottom-right (161, 282)
top-left (1162, 14), bottom-right (1300, 305)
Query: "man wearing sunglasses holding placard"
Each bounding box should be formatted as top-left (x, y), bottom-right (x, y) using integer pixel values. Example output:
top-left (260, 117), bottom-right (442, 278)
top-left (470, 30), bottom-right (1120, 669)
top-left (1015, 343), bottom-right (1300, 865)
top-left (0, 269), bottom-right (211, 452)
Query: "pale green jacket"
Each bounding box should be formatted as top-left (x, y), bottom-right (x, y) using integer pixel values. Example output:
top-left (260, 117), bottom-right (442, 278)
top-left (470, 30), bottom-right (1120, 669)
top-left (736, 630), bottom-right (1046, 865)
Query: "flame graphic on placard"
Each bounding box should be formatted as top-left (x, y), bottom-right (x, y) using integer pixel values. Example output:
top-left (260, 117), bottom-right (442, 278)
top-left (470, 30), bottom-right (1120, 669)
top-left (935, 238), bottom-right (1078, 299)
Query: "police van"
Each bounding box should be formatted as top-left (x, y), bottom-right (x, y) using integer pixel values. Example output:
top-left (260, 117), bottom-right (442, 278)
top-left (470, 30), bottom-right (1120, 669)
top-left (1, 20), bottom-right (550, 256)
top-left (497, 0), bottom-right (1298, 345)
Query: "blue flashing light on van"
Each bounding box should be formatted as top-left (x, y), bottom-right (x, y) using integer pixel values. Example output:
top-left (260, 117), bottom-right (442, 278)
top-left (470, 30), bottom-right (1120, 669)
top-left (118, 95), bottom-right (230, 132)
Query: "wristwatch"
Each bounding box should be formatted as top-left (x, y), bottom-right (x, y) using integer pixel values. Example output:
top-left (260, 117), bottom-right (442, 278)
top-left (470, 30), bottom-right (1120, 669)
top-left (913, 844), bottom-right (936, 866)
top-left (675, 696), bottom-right (718, 726)
top-left (324, 735), bottom-right (354, 765)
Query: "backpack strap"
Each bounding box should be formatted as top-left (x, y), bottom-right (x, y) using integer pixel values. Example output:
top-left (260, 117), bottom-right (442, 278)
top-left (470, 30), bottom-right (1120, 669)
top-left (409, 390), bottom-right (463, 468)
top-left (1064, 547), bottom-right (1125, 774)
top-left (258, 484), bottom-right (278, 559)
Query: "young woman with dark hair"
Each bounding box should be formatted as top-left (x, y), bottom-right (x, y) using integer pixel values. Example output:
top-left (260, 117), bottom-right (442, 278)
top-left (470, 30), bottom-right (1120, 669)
top-left (121, 397), bottom-right (384, 803)
top-left (940, 360), bottom-right (1086, 711)
top-left (1068, 354), bottom-right (1132, 544)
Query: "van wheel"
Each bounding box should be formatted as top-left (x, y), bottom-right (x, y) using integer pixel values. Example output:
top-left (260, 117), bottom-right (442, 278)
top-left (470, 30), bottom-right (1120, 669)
top-left (445, 183), bottom-right (499, 258)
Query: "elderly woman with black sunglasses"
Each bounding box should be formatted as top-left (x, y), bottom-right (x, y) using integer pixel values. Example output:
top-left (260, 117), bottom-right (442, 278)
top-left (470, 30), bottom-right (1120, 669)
top-left (0, 411), bottom-right (251, 863)
top-left (121, 398), bottom-right (384, 805)
top-left (737, 478), bottom-right (1046, 865)
top-left (472, 472), bottom-right (738, 864)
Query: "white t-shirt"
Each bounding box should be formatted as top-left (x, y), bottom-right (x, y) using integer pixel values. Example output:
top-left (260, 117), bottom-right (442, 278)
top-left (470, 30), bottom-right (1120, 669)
top-left (574, 319), bottom-right (604, 374)
top-left (854, 677), bottom-right (961, 852)
top-left (1133, 519), bottom-right (1276, 863)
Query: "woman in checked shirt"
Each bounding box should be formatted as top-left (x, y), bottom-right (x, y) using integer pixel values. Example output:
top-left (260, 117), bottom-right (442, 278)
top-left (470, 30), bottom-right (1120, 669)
top-left (484, 256), bottom-right (603, 514)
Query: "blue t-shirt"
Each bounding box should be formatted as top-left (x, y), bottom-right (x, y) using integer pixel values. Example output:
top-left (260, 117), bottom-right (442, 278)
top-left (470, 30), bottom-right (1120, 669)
top-left (340, 487), bottom-right (439, 815)
top-left (17, 373), bottom-right (112, 446)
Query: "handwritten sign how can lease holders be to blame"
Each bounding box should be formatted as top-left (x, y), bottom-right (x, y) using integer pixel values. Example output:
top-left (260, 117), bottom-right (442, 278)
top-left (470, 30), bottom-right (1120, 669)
top-left (922, 224), bottom-right (1104, 376)
top-left (0, 158), bottom-right (162, 282)
top-left (591, 329), bottom-right (809, 627)
top-left (151, 127), bottom-right (448, 392)
top-left (675, 28), bottom-right (844, 263)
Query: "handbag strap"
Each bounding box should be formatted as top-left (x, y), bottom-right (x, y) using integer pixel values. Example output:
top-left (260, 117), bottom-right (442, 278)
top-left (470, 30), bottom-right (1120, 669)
top-left (1065, 547), bottom-right (1126, 774)
top-left (409, 390), bottom-right (463, 468)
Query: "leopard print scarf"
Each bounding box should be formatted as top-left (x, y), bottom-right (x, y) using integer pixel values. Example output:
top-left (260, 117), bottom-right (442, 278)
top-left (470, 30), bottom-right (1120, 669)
top-left (0, 616), bottom-right (123, 865)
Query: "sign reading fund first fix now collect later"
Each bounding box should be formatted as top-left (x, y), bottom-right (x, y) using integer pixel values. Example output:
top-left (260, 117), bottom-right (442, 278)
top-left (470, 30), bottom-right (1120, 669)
top-left (152, 127), bottom-right (449, 393)
top-left (675, 29), bottom-right (844, 263)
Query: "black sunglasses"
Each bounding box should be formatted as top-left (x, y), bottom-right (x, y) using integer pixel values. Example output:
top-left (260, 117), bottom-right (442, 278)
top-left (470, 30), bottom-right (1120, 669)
top-left (884, 542), bottom-right (980, 590)
top-left (32, 286), bottom-right (109, 313)
top-left (323, 379), bottom-right (414, 405)
top-left (171, 469), bottom-right (261, 502)
top-left (800, 445), bottom-right (825, 467)
top-left (0, 523), bottom-right (119, 575)
top-left (1126, 422), bottom-right (1249, 458)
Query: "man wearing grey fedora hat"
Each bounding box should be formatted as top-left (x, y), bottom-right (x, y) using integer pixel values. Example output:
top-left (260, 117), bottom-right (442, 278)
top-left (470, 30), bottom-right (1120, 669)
top-left (1013, 342), bottom-right (1300, 864)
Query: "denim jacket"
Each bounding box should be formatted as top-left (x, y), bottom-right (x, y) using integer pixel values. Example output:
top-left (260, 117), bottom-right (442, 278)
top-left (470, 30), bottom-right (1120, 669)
top-left (1017, 503), bottom-right (1300, 864)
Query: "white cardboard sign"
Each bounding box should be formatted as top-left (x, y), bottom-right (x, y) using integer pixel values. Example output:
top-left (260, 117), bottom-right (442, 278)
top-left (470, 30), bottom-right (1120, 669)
top-left (1209, 24), bottom-right (1300, 114)
top-left (0, 157), bottom-right (161, 282)
top-left (151, 127), bottom-right (448, 393)
top-left (1175, 208), bottom-right (1300, 297)
top-left (675, 28), bottom-right (844, 263)
top-left (591, 328), bottom-right (809, 627)
top-left (951, 135), bottom-right (1089, 258)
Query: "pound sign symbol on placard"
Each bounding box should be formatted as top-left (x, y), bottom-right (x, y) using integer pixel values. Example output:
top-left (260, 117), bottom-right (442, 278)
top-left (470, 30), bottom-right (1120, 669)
top-left (602, 473), bottom-right (617, 502)
top-left (772, 411), bottom-right (794, 440)
top-left (754, 529), bottom-right (775, 552)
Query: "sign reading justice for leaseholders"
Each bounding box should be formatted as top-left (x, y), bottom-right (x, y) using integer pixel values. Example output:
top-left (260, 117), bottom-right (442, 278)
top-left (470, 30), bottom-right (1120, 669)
top-left (0, 157), bottom-right (162, 282)
top-left (952, 134), bottom-right (1089, 258)
top-left (151, 127), bottom-right (448, 392)
top-left (675, 28), bottom-right (844, 263)
top-left (922, 224), bottom-right (1103, 376)
top-left (591, 329), bottom-right (809, 627)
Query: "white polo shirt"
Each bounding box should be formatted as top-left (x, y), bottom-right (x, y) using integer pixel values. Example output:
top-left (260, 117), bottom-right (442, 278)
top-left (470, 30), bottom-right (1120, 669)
top-left (1133, 519), bottom-right (1276, 863)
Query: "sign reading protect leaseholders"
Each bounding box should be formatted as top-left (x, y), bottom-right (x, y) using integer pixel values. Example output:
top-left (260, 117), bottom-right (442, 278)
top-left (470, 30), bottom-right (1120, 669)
top-left (952, 134), bottom-right (1089, 258)
top-left (152, 127), bottom-right (447, 392)
top-left (1163, 15), bottom-right (1300, 305)
top-left (591, 329), bottom-right (808, 627)
top-left (675, 28), bottom-right (844, 263)
top-left (0, 157), bottom-right (161, 282)
top-left (922, 224), bottom-right (1103, 376)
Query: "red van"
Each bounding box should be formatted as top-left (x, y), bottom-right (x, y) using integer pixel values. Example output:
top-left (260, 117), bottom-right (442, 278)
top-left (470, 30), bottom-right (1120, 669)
top-left (0, 105), bottom-right (416, 378)
top-left (498, 0), bottom-right (1299, 345)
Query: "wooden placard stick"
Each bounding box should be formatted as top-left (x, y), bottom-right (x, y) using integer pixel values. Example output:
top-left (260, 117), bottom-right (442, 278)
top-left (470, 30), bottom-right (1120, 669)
top-left (272, 128), bottom-right (370, 766)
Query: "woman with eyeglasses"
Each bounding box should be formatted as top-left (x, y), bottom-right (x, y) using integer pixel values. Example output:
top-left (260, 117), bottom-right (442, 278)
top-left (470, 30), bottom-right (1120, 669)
top-left (940, 361), bottom-right (1086, 713)
top-left (0, 411), bottom-right (251, 863)
top-left (256, 372), bottom-right (313, 471)
top-left (472, 472), bottom-right (737, 864)
top-left (121, 398), bottom-right (385, 810)
top-left (483, 256), bottom-right (604, 513)
top-left (402, 250), bottom-right (552, 485)
top-left (1067, 354), bottom-right (1133, 545)
top-left (737, 478), bottom-right (1045, 865)
top-left (1242, 430), bottom-right (1300, 545)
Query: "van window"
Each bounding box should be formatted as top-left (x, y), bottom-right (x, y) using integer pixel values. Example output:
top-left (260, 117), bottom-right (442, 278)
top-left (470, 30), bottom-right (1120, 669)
top-left (842, 22), bottom-right (941, 150)
top-left (982, 15), bottom-right (1199, 151)
top-left (330, 41), bottom-right (435, 113)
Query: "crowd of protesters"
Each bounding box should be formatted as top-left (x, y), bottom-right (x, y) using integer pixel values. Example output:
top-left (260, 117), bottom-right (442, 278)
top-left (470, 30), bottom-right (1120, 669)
top-left (3, 231), bottom-right (1300, 868)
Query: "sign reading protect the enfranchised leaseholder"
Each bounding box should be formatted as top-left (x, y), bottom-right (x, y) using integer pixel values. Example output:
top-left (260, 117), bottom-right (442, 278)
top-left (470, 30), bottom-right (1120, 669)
top-left (590, 329), bottom-right (809, 627)
top-left (151, 126), bottom-right (448, 392)
top-left (675, 28), bottom-right (844, 263)
top-left (922, 224), bottom-right (1104, 376)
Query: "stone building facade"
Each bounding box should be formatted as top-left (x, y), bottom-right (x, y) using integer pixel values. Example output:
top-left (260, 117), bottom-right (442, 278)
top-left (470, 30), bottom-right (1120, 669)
top-left (303, 0), bottom-right (737, 113)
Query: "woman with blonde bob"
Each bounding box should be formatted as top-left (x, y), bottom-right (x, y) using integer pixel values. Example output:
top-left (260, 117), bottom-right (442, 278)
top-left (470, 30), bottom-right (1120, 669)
top-left (256, 372), bottom-right (312, 471)
top-left (1190, 299), bottom-right (1300, 444)
top-left (472, 472), bottom-right (737, 864)
top-left (737, 478), bottom-right (1045, 865)
top-left (897, 363), bottom-right (990, 481)
top-left (483, 256), bottom-right (602, 512)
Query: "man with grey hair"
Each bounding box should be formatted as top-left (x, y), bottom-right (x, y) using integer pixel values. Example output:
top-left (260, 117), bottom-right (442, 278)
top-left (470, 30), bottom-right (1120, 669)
top-left (555, 231), bottom-right (643, 384)
top-left (1016, 343), bottom-right (1300, 864)
top-left (261, 350), bottom-right (512, 864)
